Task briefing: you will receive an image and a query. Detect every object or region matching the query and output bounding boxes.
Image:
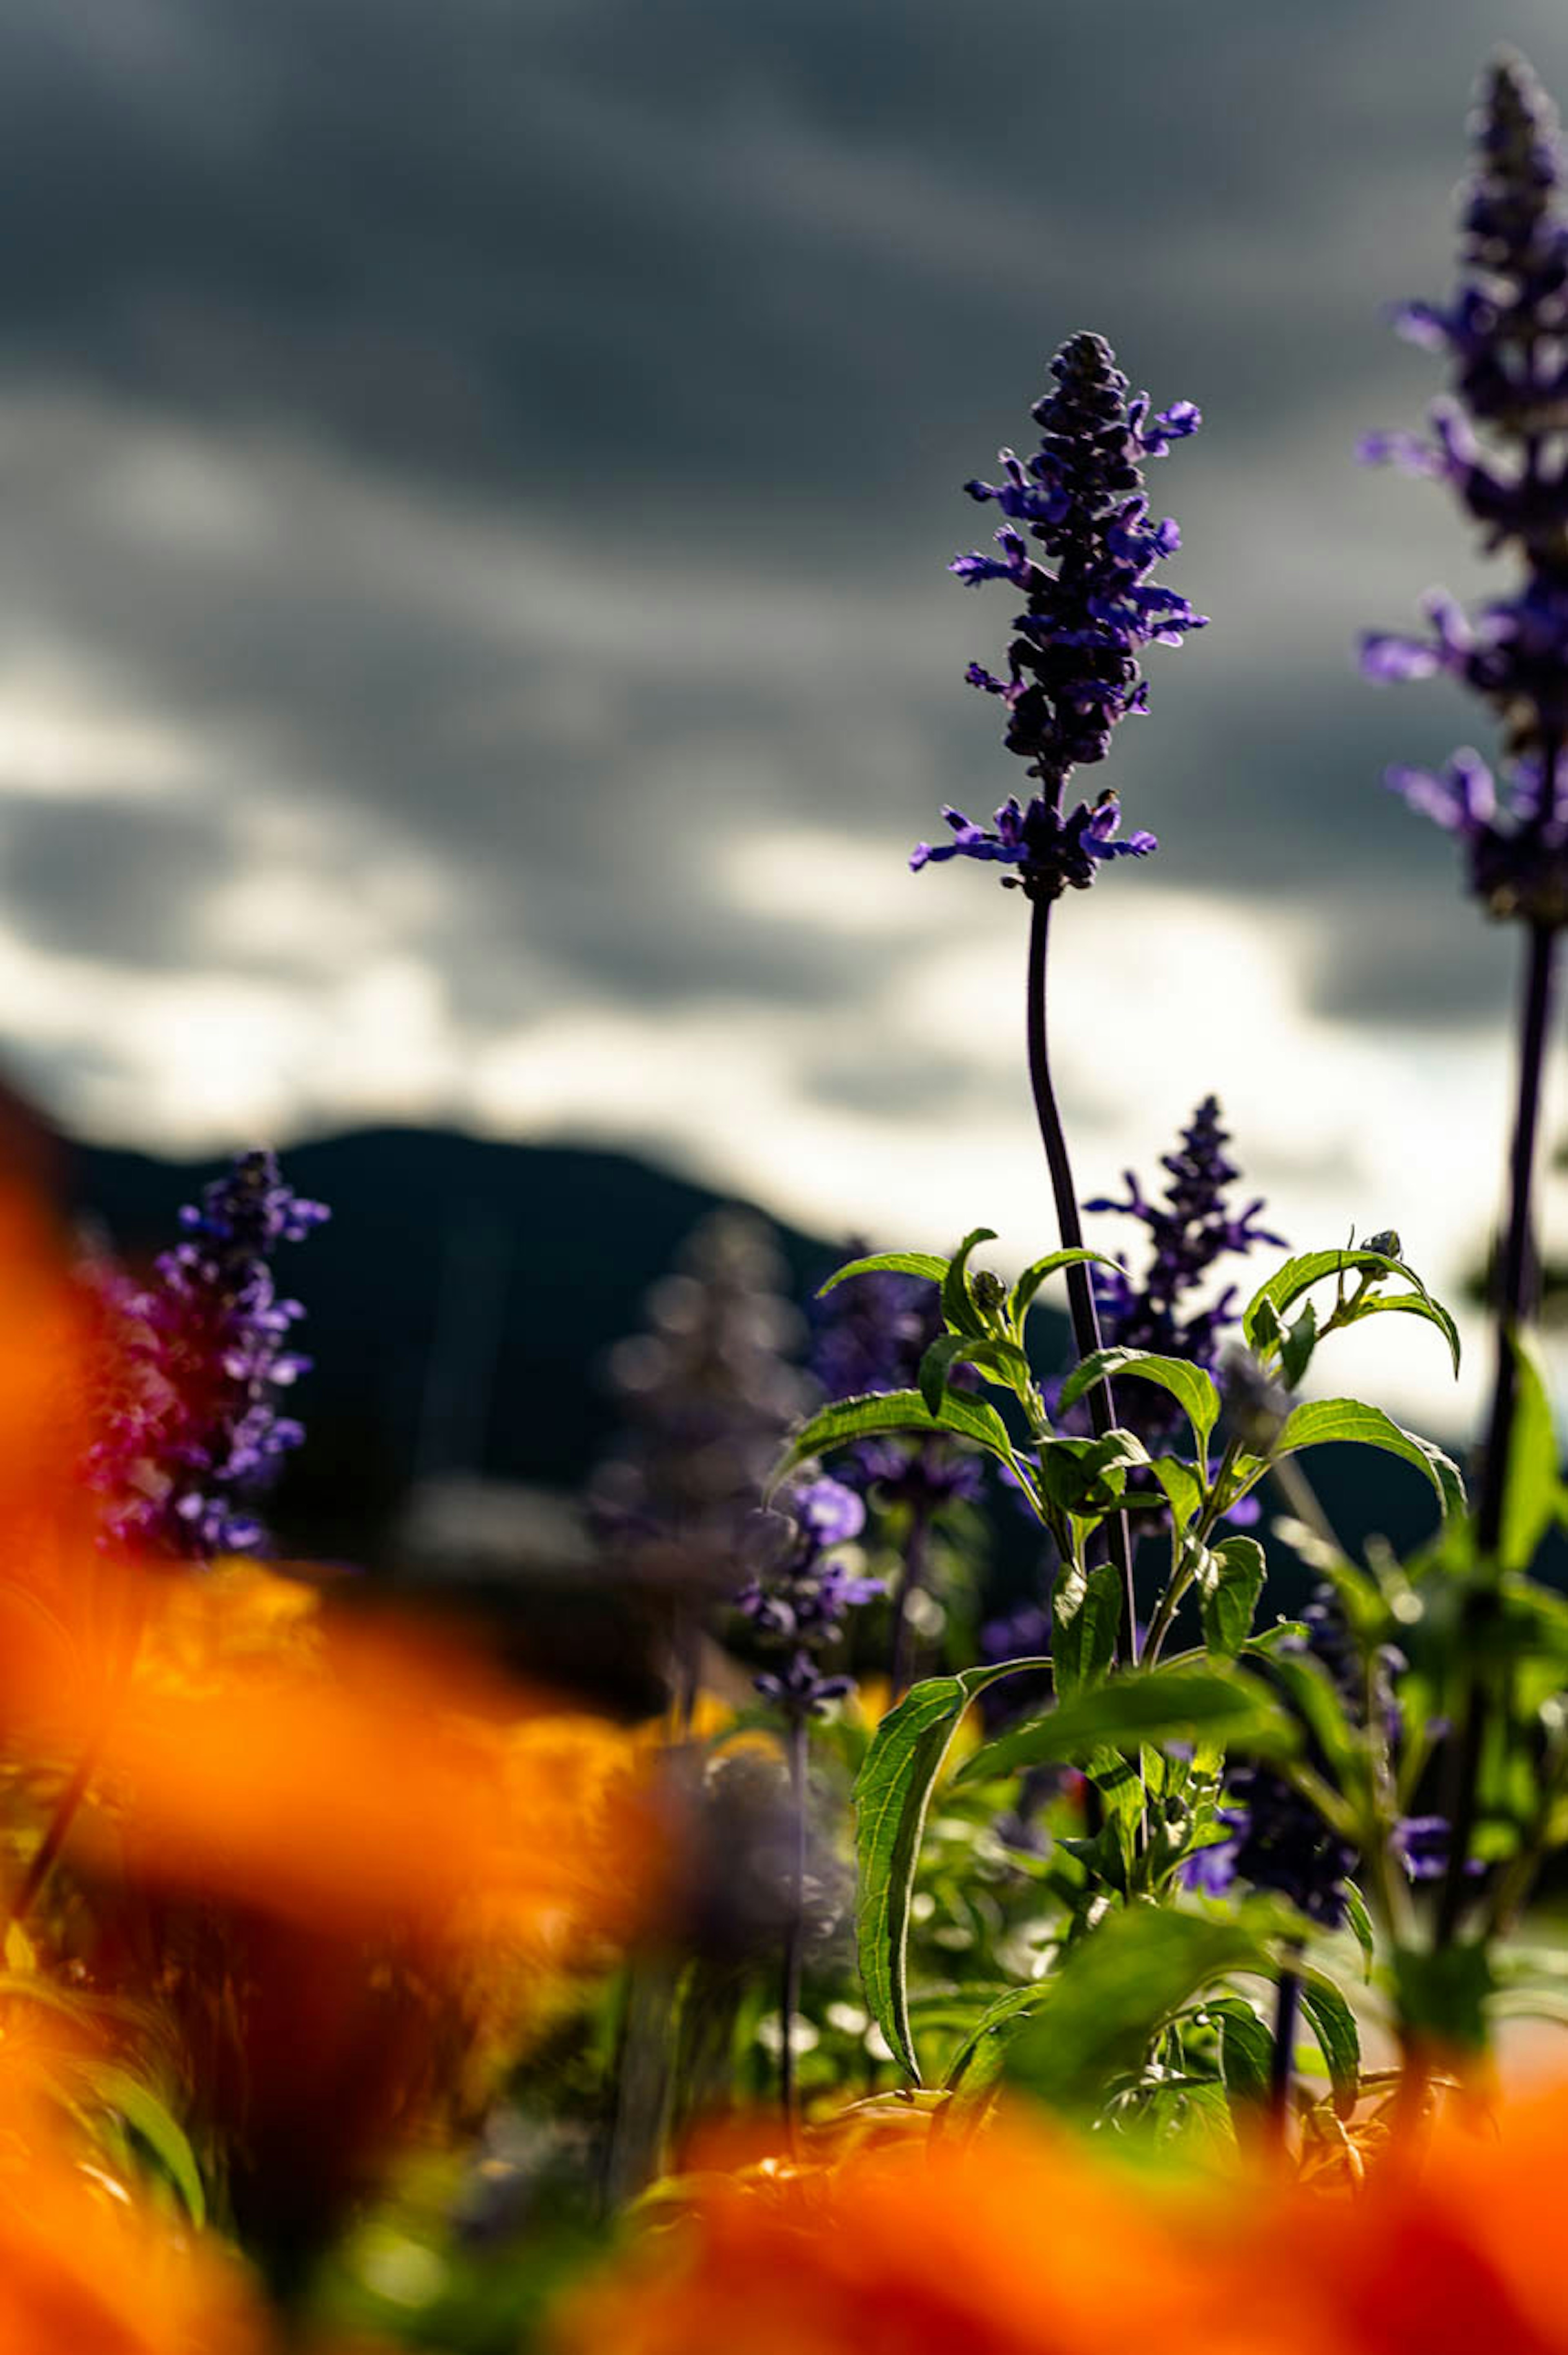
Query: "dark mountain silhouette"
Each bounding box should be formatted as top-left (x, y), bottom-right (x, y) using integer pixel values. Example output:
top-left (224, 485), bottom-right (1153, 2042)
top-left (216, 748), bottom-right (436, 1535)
top-left (60, 1123), bottom-right (1471, 1599)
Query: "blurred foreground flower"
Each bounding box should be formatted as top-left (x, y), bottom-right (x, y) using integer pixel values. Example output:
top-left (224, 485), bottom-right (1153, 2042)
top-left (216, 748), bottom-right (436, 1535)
top-left (0, 2007), bottom-right (271, 2355)
top-left (554, 2081), bottom-right (1568, 2355)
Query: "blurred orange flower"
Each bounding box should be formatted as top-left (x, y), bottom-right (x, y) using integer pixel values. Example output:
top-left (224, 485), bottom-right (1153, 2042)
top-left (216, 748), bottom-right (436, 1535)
top-left (0, 2019), bottom-right (270, 2355)
top-left (555, 2079), bottom-right (1568, 2355)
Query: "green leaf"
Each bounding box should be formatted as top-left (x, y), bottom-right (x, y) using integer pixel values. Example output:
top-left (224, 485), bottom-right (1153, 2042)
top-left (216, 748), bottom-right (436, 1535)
top-left (1243, 1248), bottom-right (1414, 1346)
top-left (1009, 1247), bottom-right (1117, 1325)
top-left (941, 1227), bottom-right (998, 1340)
top-left (819, 1250), bottom-right (949, 1298)
top-left (1297, 1969), bottom-right (1360, 2116)
top-left (1198, 1535), bottom-right (1267, 1660)
top-left (942, 1980), bottom-right (1056, 2095)
top-left (1035, 1429), bottom-right (1147, 1520)
top-left (770, 1388), bottom-right (1035, 1502)
top-left (1003, 1907), bottom-right (1272, 2112)
top-left (1338, 1291), bottom-right (1461, 1378)
top-left (918, 1330), bottom-right (1033, 1418)
top-left (1149, 1456), bottom-right (1204, 1531)
top-left (1272, 1397), bottom-right (1466, 1521)
top-left (1501, 1335), bottom-right (1559, 1574)
top-left (1051, 1557), bottom-right (1123, 1698)
top-left (958, 1665), bottom-right (1298, 1786)
top-left (1058, 1349), bottom-right (1220, 1455)
top-left (1279, 1301), bottom-right (1318, 1391)
top-left (1209, 1995), bottom-right (1273, 2105)
top-left (76, 2063), bottom-right (206, 2226)
top-left (1343, 1880), bottom-right (1376, 1981)
top-left (852, 1660), bottom-right (1049, 2084)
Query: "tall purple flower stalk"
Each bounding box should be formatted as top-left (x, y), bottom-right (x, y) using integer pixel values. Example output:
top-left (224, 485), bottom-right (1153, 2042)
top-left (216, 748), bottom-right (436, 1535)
top-left (1361, 50), bottom-right (1568, 1940)
top-left (88, 1150), bottom-right (328, 1560)
top-left (1088, 1096), bottom-right (1285, 1379)
top-left (914, 330), bottom-right (1207, 1661)
top-left (737, 1474), bottom-right (881, 2133)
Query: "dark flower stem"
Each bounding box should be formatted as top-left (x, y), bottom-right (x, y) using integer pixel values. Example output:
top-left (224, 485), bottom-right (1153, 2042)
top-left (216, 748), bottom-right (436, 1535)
top-left (779, 1714), bottom-right (808, 2144)
top-left (889, 1499), bottom-right (931, 1698)
top-left (1437, 911), bottom-right (1559, 1943)
top-left (1269, 1962), bottom-right (1302, 2137)
top-left (1026, 893), bottom-right (1138, 1662)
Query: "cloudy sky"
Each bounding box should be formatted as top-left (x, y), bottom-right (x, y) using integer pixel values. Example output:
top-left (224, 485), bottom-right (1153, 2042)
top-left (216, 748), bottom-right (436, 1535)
top-left (2, 0), bottom-right (1567, 1427)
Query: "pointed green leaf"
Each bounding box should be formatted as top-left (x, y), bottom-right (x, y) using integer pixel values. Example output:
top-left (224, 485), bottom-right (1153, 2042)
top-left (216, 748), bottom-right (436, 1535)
top-left (1501, 1335), bottom-right (1559, 1574)
top-left (1003, 1908), bottom-right (1273, 2112)
top-left (1058, 1349), bottom-right (1220, 1454)
top-left (1149, 1456), bottom-right (1204, 1530)
top-left (852, 1659), bottom-right (1050, 2083)
top-left (1009, 1246), bottom-right (1117, 1325)
top-left (819, 1250), bottom-right (949, 1297)
top-left (1199, 1535), bottom-right (1267, 1660)
top-left (1297, 1969), bottom-right (1360, 2116)
top-left (1034, 1428), bottom-right (1147, 1520)
top-left (76, 2062), bottom-right (206, 2226)
top-left (1210, 1995), bottom-right (1272, 2105)
top-left (918, 1330), bottom-right (1033, 1418)
top-left (941, 1227), bottom-right (998, 1340)
top-left (1338, 1290), bottom-right (1461, 1378)
top-left (770, 1388), bottom-right (1037, 1504)
top-left (1051, 1557), bottom-right (1123, 1698)
top-left (1279, 1300), bottom-right (1318, 1390)
top-left (1272, 1397), bottom-right (1465, 1520)
top-left (958, 1665), bottom-right (1298, 1786)
top-left (1343, 1881), bottom-right (1376, 1980)
top-left (1243, 1248), bottom-right (1457, 1374)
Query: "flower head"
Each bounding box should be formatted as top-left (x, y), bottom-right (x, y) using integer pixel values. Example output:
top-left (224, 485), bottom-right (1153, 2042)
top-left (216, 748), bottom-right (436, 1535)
top-left (1362, 52), bottom-right (1568, 909)
top-left (737, 1474), bottom-right (881, 1719)
top-left (916, 330), bottom-right (1203, 895)
top-left (87, 1150), bottom-right (328, 1560)
top-left (911, 788), bottom-right (1156, 901)
top-left (1086, 1096), bottom-right (1285, 1375)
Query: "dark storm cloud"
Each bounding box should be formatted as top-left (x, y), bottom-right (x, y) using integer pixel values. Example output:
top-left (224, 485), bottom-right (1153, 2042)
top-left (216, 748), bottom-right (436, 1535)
top-left (0, 793), bottom-right (241, 967)
top-left (0, 0), bottom-right (1560, 1112)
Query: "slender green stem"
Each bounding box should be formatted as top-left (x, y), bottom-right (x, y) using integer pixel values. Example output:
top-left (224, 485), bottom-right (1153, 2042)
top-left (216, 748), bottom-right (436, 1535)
top-left (1437, 917), bottom-right (1559, 1945)
top-left (1026, 893), bottom-right (1137, 1662)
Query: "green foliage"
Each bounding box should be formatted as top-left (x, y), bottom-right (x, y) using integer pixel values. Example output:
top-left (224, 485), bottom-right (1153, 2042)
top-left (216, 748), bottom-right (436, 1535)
top-left (852, 1660), bottom-right (1049, 2083)
top-left (960, 1665), bottom-right (1298, 1786)
top-left (1058, 1348), bottom-right (1220, 1455)
top-left (1001, 1907), bottom-right (1273, 2114)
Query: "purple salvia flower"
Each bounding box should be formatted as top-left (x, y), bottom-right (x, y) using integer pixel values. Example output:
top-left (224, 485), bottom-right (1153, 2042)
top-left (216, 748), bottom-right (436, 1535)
top-left (737, 1473), bottom-right (882, 1720)
top-left (914, 330), bottom-right (1205, 897)
top-left (1363, 51), bottom-right (1568, 920)
top-left (911, 788), bottom-right (1156, 898)
top-left (87, 1149), bottom-right (328, 1560)
top-left (1085, 1096), bottom-right (1285, 1379)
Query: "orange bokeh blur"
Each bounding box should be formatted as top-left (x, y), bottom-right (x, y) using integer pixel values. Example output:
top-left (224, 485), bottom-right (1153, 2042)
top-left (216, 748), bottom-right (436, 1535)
top-left (554, 2079), bottom-right (1568, 2355)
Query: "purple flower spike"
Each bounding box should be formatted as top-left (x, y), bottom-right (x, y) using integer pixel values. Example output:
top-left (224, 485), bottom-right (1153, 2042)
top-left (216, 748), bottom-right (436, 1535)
top-left (911, 789), bottom-right (1156, 902)
top-left (919, 330), bottom-right (1204, 894)
top-left (1363, 51), bottom-right (1568, 917)
top-left (87, 1150), bottom-right (329, 1562)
